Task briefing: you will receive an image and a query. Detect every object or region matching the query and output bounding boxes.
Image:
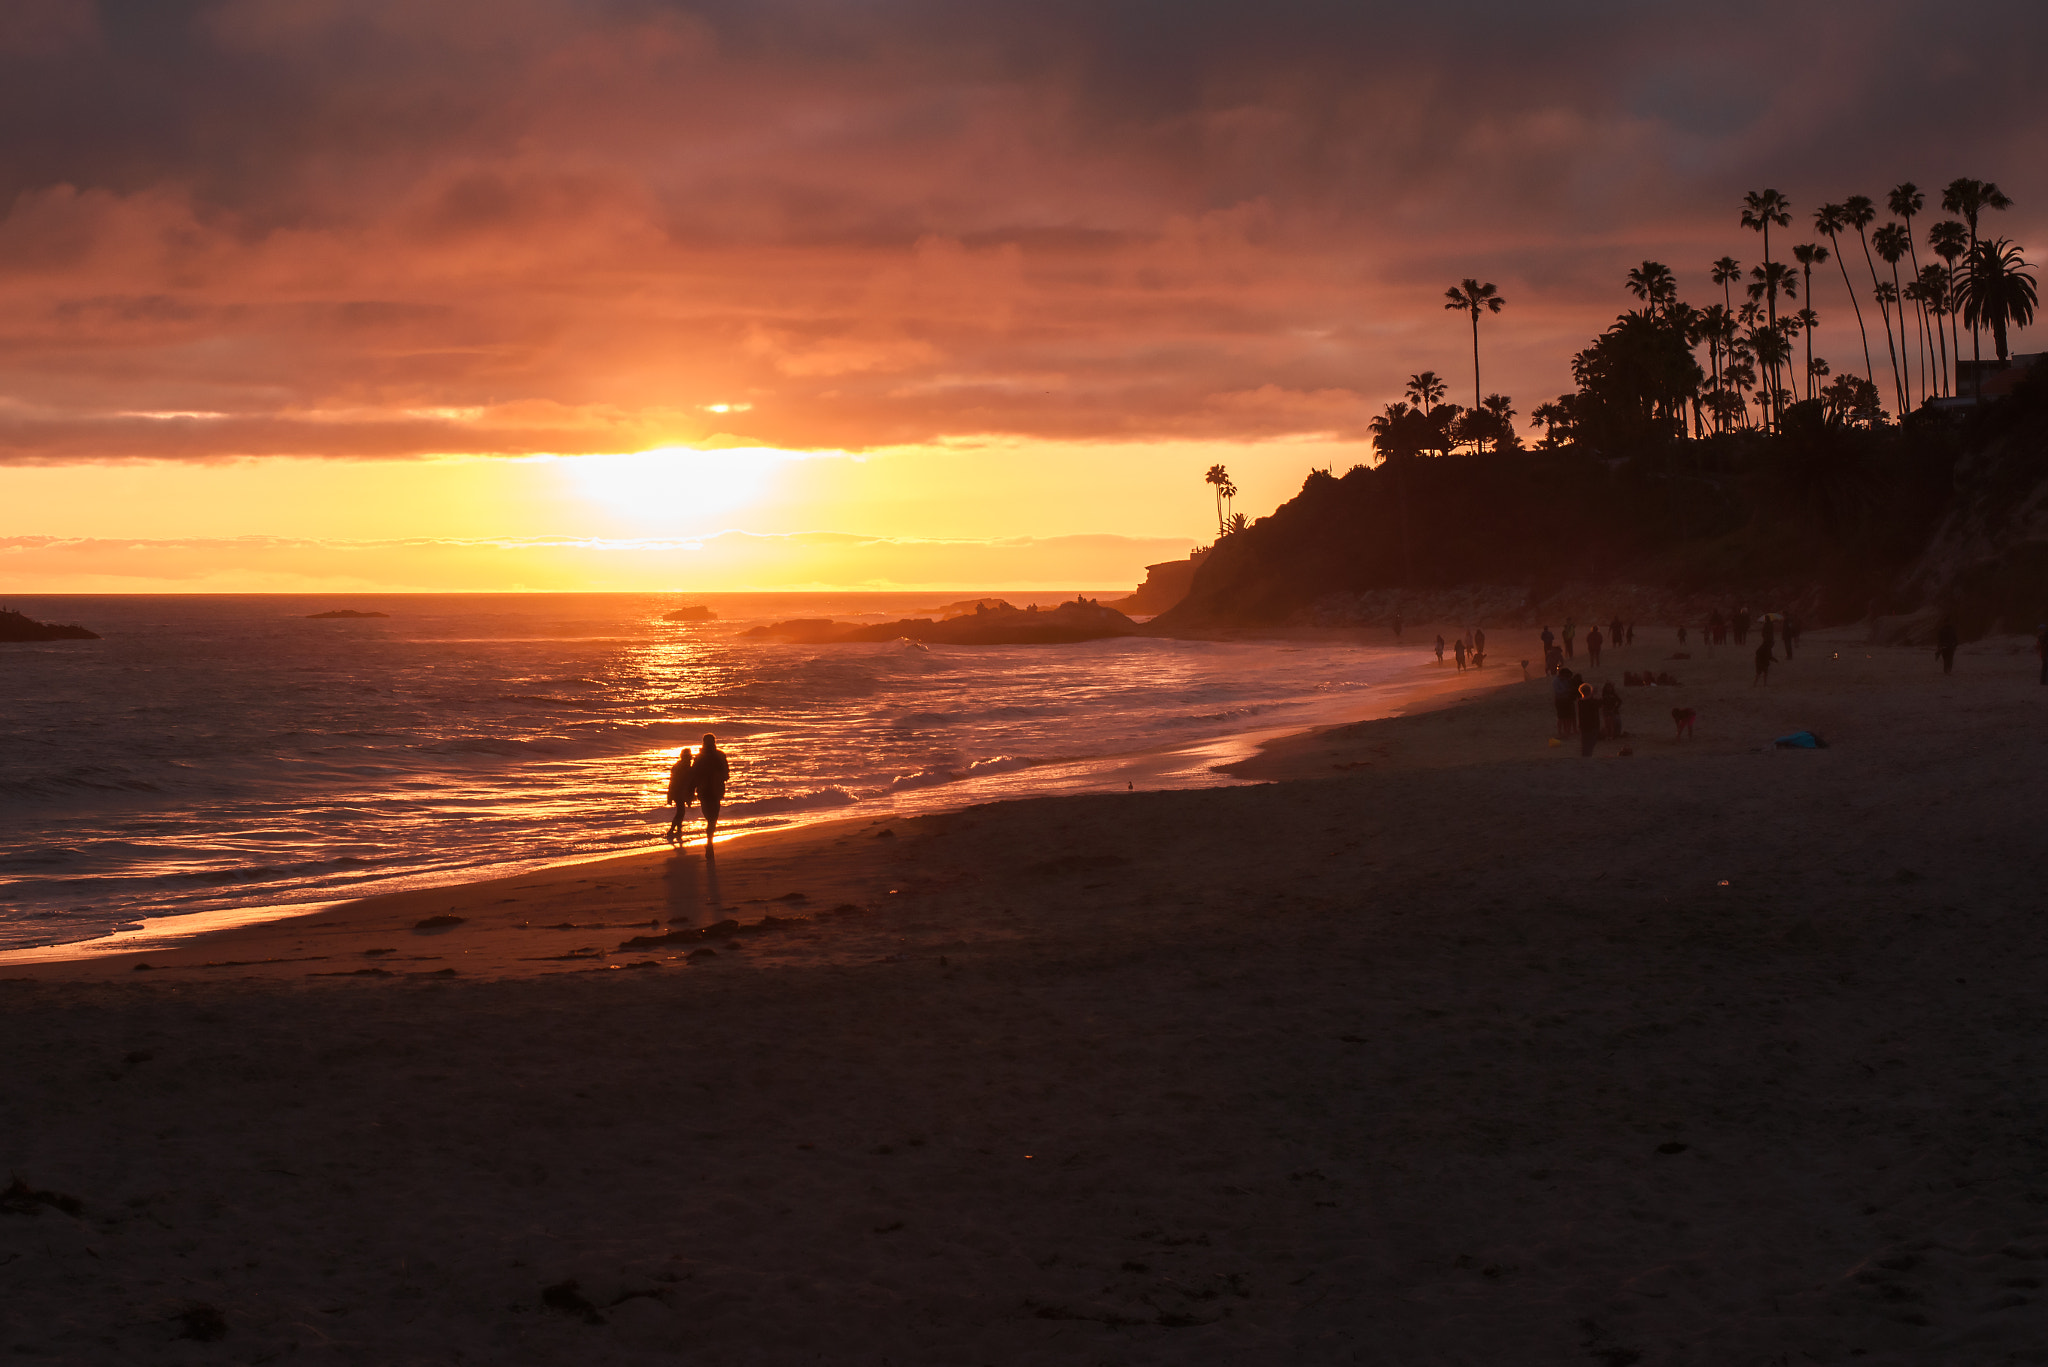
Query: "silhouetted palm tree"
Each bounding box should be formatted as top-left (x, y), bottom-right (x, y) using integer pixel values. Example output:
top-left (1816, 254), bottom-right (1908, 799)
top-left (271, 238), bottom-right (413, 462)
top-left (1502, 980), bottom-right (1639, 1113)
top-left (1405, 371), bottom-right (1448, 412)
top-left (1625, 261), bottom-right (1678, 316)
top-left (1695, 303), bottom-right (1736, 432)
top-left (1959, 239), bottom-right (2038, 366)
top-left (1792, 243), bottom-right (1829, 400)
top-left (1741, 191), bottom-right (1792, 427)
top-left (1746, 260), bottom-right (1798, 427)
top-left (1443, 280), bottom-right (1506, 410)
top-left (1889, 184), bottom-right (1934, 403)
top-left (1711, 256), bottom-right (1742, 314)
top-left (1912, 263), bottom-right (1952, 396)
top-left (1942, 178), bottom-right (2014, 398)
top-left (1204, 464), bottom-right (1232, 538)
top-left (1929, 219), bottom-right (1968, 395)
top-left (1842, 196), bottom-right (1899, 417)
top-left (1814, 203), bottom-right (1875, 389)
top-left (1874, 222), bottom-right (1914, 411)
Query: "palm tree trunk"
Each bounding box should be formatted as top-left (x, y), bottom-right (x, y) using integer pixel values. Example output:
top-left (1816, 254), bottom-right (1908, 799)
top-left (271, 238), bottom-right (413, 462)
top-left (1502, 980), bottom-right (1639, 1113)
top-left (1470, 312), bottom-right (1481, 412)
top-left (1802, 264), bottom-right (1814, 400)
top-left (1859, 230), bottom-right (1903, 416)
top-left (1904, 223), bottom-right (1934, 400)
top-left (1890, 258), bottom-right (1911, 412)
top-left (1830, 237), bottom-right (1876, 387)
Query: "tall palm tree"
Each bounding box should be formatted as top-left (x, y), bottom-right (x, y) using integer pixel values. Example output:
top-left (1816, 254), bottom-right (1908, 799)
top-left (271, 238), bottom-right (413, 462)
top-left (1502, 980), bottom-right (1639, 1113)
top-left (1746, 260), bottom-right (1798, 427)
top-left (1929, 219), bottom-right (1968, 396)
top-left (1741, 190), bottom-right (1792, 427)
top-left (1625, 261), bottom-right (1678, 316)
top-left (1942, 178), bottom-right (2014, 398)
top-left (1874, 222), bottom-right (1915, 412)
top-left (1792, 243), bottom-right (1829, 400)
top-left (1843, 196), bottom-right (1899, 417)
top-left (1203, 464), bottom-right (1232, 538)
top-left (1814, 203), bottom-right (1875, 388)
top-left (1889, 183), bottom-right (1935, 404)
top-left (1959, 239), bottom-right (2039, 366)
top-left (1443, 280), bottom-right (1505, 411)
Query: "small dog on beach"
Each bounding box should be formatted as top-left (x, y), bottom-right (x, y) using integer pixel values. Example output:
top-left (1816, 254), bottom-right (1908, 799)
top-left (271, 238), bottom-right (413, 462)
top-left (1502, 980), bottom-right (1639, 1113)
top-left (1672, 707), bottom-right (1697, 739)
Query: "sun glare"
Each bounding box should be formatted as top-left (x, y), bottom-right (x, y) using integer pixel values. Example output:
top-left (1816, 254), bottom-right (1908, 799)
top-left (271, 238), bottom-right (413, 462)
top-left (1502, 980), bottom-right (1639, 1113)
top-left (557, 446), bottom-right (788, 528)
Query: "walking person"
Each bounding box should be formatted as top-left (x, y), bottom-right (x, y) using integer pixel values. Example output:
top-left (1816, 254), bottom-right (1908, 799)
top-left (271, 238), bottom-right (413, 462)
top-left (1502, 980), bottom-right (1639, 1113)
top-left (1599, 681), bottom-right (1623, 739)
top-left (1753, 636), bottom-right (1776, 687)
top-left (1563, 618), bottom-right (1577, 659)
top-left (1935, 619), bottom-right (1959, 675)
top-left (1586, 624), bottom-right (1604, 667)
top-left (1434, 634), bottom-right (1445, 665)
top-left (1473, 626), bottom-right (1487, 666)
top-left (663, 746), bottom-right (694, 843)
top-left (1575, 683), bottom-right (1603, 757)
top-left (691, 733), bottom-right (731, 847)
top-left (1453, 637), bottom-right (1467, 671)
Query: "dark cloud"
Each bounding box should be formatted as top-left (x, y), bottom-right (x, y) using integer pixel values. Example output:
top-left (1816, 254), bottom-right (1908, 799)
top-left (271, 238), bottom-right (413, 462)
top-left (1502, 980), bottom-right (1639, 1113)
top-left (0, 0), bottom-right (2042, 462)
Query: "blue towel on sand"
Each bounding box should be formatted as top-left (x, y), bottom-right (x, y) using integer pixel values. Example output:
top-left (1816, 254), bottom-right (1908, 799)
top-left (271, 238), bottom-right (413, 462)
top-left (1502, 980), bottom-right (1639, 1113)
top-left (1773, 730), bottom-right (1827, 749)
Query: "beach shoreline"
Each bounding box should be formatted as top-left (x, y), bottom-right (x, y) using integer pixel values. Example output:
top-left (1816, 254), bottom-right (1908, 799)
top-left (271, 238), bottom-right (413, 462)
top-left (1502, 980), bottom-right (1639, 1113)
top-left (1, 629), bottom-right (1511, 974)
top-left (8, 626), bottom-right (2048, 1362)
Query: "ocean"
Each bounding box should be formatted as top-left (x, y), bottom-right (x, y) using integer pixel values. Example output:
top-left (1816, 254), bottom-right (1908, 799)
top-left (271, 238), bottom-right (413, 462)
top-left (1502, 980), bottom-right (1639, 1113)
top-left (1, 593), bottom-right (1431, 952)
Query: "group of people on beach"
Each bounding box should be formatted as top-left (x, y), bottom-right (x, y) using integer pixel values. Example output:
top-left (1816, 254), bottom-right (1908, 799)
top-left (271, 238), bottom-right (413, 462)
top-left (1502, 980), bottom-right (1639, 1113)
top-left (1433, 627), bottom-right (1488, 670)
top-left (662, 734), bottom-right (731, 847)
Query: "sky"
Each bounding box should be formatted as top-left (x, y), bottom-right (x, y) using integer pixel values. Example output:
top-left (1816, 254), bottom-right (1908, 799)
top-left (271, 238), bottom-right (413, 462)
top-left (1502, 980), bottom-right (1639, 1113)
top-left (3, 0), bottom-right (2044, 592)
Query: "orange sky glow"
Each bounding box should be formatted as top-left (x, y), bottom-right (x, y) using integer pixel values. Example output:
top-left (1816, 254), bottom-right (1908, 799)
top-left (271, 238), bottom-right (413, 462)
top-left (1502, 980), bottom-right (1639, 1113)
top-left (2, 0), bottom-right (2041, 591)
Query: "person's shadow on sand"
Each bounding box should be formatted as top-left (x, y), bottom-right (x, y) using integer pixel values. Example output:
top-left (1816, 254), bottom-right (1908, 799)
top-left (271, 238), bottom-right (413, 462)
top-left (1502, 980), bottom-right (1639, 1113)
top-left (663, 847), bottom-right (725, 927)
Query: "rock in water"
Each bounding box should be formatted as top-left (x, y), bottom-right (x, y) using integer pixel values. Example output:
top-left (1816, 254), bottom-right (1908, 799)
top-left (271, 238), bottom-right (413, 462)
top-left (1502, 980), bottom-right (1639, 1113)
top-left (305, 609), bottom-right (389, 619)
top-left (0, 609), bottom-right (99, 642)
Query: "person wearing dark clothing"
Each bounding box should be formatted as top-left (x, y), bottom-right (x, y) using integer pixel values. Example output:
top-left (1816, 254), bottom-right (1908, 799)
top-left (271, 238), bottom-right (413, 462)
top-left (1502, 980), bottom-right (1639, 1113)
top-left (1610, 616), bottom-right (1624, 646)
top-left (1575, 684), bottom-right (1603, 756)
top-left (1586, 625), bottom-right (1603, 667)
top-left (691, 733), bottom-right (731, 845)
top-left (1599, 681), bottom-right (1623, 739)
top-left (1734, 608), bottom-right (1751, 645)
top-left (1552, 666), bottom-right (1577, 738)
top-left (1753, 638), bottom-right (1776, 686)
top-left (1677, 624), bottom-right (1688, 645)
top-left (1760, 618), bottom-right (1776, 657)
top-left (1936, 620), bottom-right (1958, 675)
top-left (1540, 625), bottom-right (1555, 659)
top-left (1563, 619), bottom-right (1577, 658)
top-left (663, 747), bottom-right (694, 843)
top-left (1453, 637), bottom-right (1467, 671)
top-left (1434, 634), bottom-right (1445, 664)
top-left (1473, 627), bottom-right (1486, 666)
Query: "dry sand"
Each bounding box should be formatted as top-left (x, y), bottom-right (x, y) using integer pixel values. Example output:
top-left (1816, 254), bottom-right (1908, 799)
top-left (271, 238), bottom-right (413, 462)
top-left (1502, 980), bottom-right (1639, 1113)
top-left (6, 627), bottom-right (2048, 1364)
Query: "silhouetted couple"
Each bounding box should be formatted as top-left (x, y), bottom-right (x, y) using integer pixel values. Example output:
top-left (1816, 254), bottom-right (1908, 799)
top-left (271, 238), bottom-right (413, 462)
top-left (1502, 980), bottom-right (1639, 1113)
top-left (664, 733), bottom-right (731, 847)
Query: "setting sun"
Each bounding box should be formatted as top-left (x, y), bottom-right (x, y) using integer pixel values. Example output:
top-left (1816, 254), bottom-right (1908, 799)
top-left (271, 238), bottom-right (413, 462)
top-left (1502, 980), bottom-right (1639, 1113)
top-left (555, 446), bottom-right (791, 528)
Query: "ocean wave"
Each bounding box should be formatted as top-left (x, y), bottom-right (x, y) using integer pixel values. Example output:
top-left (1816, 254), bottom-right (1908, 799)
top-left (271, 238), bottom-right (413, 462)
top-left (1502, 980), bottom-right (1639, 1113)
top-left (877, 755), bottom-right (1032, 793)
top-left (725, 788), bottom-right (859, 816)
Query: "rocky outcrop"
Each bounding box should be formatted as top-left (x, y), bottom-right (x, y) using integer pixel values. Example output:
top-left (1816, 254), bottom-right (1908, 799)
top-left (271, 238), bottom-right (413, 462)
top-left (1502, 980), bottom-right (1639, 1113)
top-left (1900, 361), bottom-right (2048, 637)
top-left (306, 609), bottom-right (389, 619)
top-left (743, 598), bottom-right (1138, 646)
top-left (0, 609), bottom-right (99, 641)
top-left (661, 606), bottom-right (716, 622)
top-left (1104, 550), bottom-right (1208, 616)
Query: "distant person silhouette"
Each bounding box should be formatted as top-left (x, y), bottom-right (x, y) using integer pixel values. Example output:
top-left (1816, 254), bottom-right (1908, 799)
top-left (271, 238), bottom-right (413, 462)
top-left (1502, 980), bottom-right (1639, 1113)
top-left (1677, 624), bottom-right (1688, 645)
top-left (1563, 618), bottom-right (1577, 658)
top-left (1708, 610), bottom-right (1724, 646)
top-left (1453, 637), bottom-right (1467, 671)
top-left (1734, 608), bottom-right (1752, 645)
top-left (1936, 619), bottom-right (1958, 675)
top-left (1434, 634), bottom-right (1445, 664)
top-left (1586, 625), bottom-right (1604, 666)
top-left (1753, 637), bottom-right (1776, 686)
top-left (1626, 622), bottom-right (1636, 646)
top-left (1760, 617), bottom-right (1777, 658)
top-left (1599, 680), bottom-right (1622, 739)
top-left (1784, 614), bottom-right (1800, 654)
top-left (664, 746), bottom-right (695, 843)
top-left (1575, 683), bottom-right (1602, 756)
top-left (1540, 625), bottom-right (1555, 661)
top-left (1552, 664), bottom-right (1577, 738)
top-left (1473, 626), bottom-right (1487, 666)
top-left (692, 733), bottom-right (731, 847)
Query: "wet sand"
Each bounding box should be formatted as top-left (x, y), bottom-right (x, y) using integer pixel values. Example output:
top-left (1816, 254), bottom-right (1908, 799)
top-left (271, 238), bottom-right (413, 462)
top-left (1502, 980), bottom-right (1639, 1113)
top-left (6, 627), bottom-right (2048, 1363)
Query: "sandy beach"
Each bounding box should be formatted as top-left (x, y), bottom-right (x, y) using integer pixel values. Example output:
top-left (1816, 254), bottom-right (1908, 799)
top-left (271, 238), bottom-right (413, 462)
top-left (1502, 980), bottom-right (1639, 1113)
top-left (7, 626), bottom-right (2048, 1364)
